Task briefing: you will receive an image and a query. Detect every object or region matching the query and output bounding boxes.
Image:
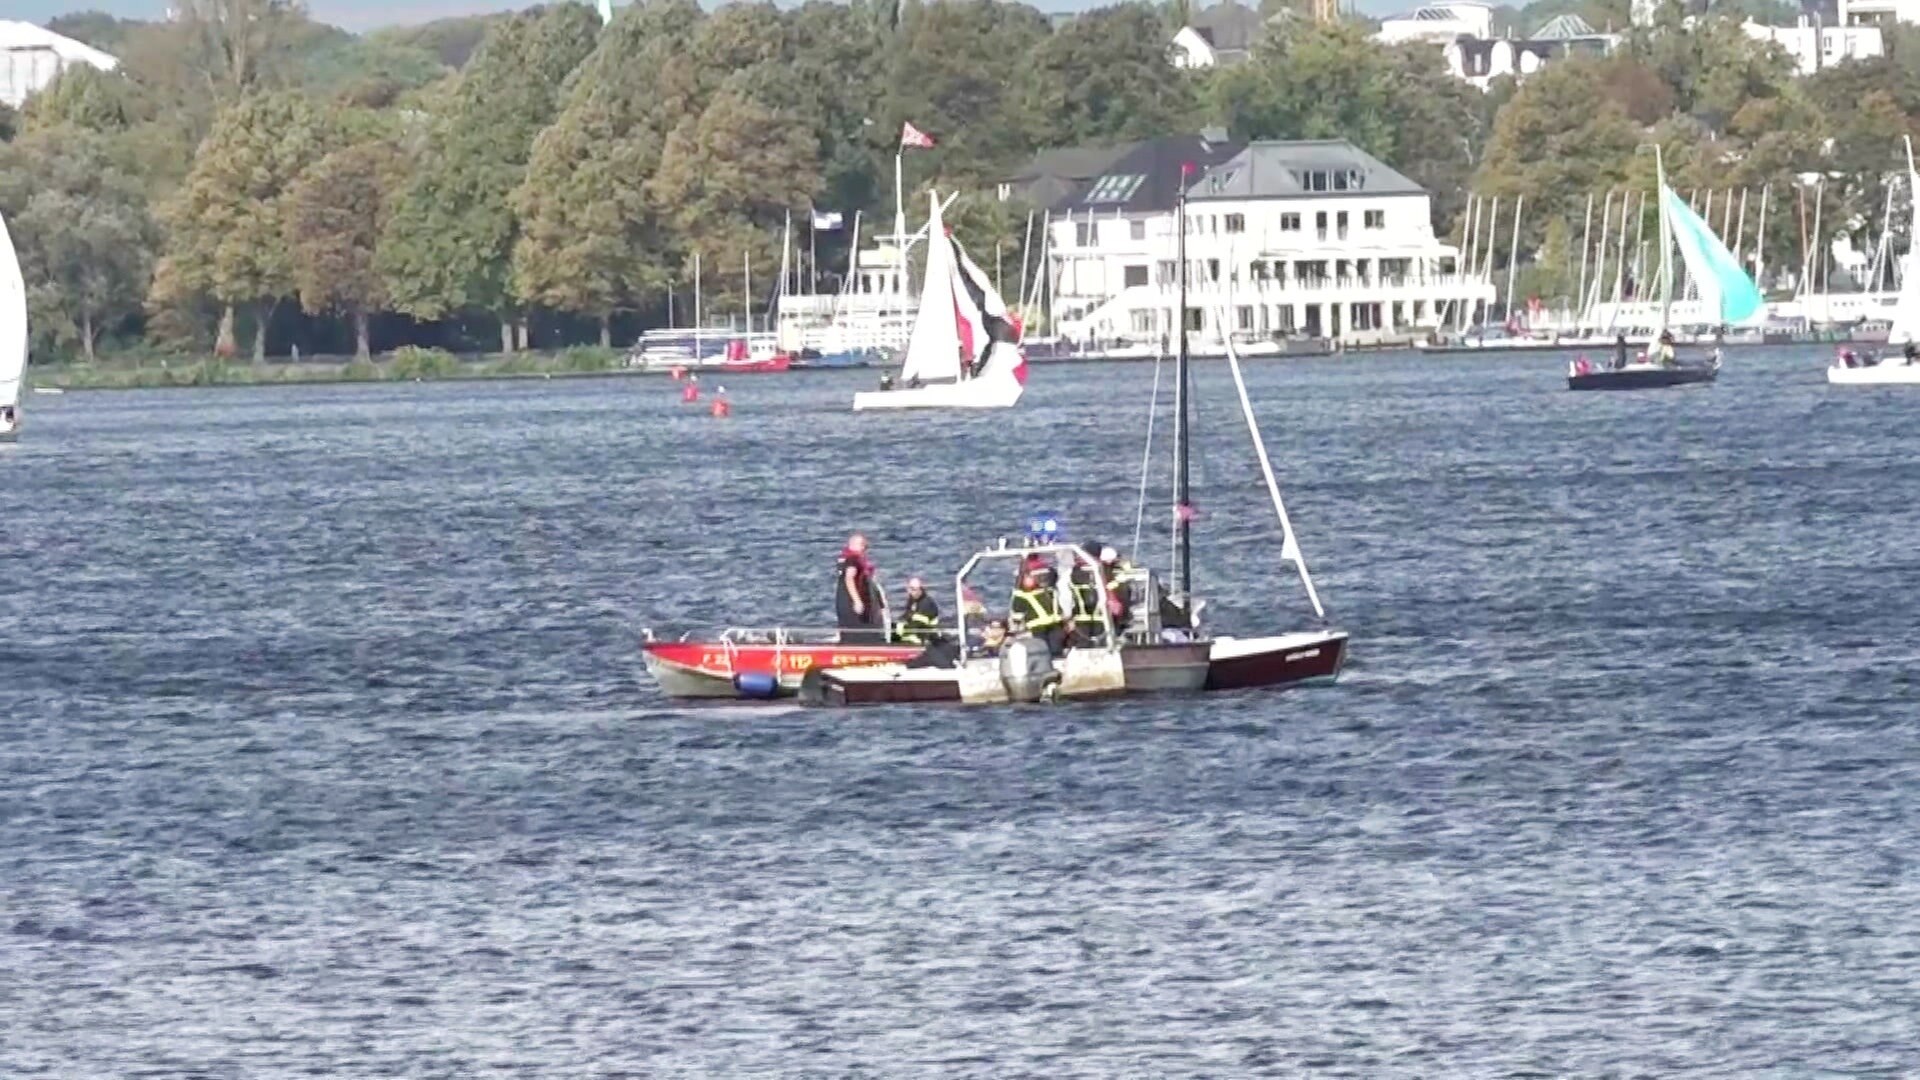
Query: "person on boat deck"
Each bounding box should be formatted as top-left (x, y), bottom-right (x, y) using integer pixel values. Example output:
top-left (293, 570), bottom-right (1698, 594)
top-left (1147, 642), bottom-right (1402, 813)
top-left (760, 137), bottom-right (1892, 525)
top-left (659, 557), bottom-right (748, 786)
top-left (1904, 342), bottom-right (1918, 363)
top-left (1011, 570), bottom-right (1067, 653)
top-left (1655, 331), bottom-right (1677, 367)
top-left (835, 534), bottom-right (886, 643)
top-left (1613, 332), bottom-right (1630, 370)
top-left (1069, 545), bottom-right (1109, 646)
top-left (973, 618), bottom-right (1009, 658)
top-left (895, 577), bottom-right (941, 644)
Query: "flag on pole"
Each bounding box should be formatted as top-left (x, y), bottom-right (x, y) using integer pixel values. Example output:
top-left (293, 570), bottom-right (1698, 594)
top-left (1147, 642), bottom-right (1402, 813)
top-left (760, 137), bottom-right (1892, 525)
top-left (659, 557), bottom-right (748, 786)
top-left (811, 208), bottom-right (844, 231)
top-left (900, 121), bottom-right (937, 150)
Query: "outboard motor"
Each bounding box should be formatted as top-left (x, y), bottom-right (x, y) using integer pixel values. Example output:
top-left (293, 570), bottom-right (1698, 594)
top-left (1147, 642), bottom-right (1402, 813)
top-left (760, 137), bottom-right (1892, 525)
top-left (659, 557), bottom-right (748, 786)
top-left (998, 636), bottom-right (1060, 703)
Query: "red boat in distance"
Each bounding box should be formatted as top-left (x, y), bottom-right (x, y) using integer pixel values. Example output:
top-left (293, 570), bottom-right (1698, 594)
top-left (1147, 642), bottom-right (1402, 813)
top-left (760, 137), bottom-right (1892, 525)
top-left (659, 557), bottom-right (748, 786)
top-left (641, 628), bottom-right (920, 699)
top-left (720, 338), bottom-right (792, 373)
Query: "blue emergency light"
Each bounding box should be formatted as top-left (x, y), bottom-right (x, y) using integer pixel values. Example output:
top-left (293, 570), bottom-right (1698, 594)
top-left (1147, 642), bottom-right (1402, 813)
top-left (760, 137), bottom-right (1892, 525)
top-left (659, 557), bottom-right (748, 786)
top-left (1026, 513), bottom-right (1063, 543)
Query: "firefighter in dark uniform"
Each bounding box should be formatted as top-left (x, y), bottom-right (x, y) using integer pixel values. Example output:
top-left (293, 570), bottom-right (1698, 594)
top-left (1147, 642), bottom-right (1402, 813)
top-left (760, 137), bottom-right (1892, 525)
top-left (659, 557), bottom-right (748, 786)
top-left (895, 576), bottom-right (940, 644)
top-left (1011, 570), bottom-right (1066, 654)
top-left (1069, 546), bottom-right (1107, 646)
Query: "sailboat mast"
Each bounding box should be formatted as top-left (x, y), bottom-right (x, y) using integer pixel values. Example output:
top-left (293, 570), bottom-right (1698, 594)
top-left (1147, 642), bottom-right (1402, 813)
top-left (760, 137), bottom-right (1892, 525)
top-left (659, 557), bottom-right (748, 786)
top-left (1655, 147), bottom-right (1673, 338)
top-left (1173, 165), bottom-right (1194, 602)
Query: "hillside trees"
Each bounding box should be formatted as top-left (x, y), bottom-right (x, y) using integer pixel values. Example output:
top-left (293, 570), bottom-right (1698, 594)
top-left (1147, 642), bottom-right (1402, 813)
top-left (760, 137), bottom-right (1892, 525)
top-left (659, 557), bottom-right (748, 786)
top-left (285, 138), bottom-right (411, 359)
top-left (377, 2), bottom-right (600, 350)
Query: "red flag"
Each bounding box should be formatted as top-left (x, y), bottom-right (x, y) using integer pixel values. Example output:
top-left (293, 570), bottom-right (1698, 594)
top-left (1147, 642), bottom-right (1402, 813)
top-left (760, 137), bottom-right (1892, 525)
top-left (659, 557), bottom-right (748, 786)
top-left (900, 121), bottom-right (936, 150)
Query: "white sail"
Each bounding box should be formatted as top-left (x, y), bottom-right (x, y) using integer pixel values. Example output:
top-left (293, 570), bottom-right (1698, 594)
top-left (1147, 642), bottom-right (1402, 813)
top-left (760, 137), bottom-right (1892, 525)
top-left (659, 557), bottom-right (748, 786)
top-left (897, 192), bottom-right (964, 385)
top-left (0, 209), bottom-right (27, 412)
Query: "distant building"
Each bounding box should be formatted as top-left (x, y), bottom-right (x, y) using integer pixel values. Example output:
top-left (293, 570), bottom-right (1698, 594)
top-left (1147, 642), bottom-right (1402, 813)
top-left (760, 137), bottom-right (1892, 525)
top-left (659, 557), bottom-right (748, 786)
top-left (1441, 15), bottom-right (1623, 90)
top-left (1009, 136), bottom-right (1493, 347)
top-left (1743, 16), bottom-right (1882, 73)
top-left (0, 20), bottom-right (118, 109)
top-left (1838, 0), bottom-right (1920, 24)
top-left (1377, 1), bottom-right (1496, 45)
top-left (1169, 0), bottom-right (1270, 68)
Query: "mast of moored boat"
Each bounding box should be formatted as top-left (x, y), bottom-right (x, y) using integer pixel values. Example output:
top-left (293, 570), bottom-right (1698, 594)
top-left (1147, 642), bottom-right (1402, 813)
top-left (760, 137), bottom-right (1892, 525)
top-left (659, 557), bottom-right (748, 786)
top-left (1654, 146), bottom-right (1674, 341)
top-left (1173, 163), bottom-right (1193, 603)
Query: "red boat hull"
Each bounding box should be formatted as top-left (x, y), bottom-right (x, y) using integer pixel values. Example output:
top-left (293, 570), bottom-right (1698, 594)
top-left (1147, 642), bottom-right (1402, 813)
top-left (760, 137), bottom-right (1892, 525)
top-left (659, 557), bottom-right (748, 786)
top-left (720, 355), bottom-right (792, 374)
top-left (642, 638), bottom-right (920, 698)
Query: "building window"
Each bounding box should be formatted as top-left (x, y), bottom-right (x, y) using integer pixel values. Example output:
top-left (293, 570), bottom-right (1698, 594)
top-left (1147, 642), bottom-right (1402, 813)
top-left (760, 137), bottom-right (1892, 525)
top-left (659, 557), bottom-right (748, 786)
top-left (1123, 265), bottom-right (1150, 288)
top-left (1365, 209), bottom-right (1386, 229)
top-left (1131, 310), bottom-right (1155, 335)
top-left (1156, 260), bottom-right (1178, 285)
top-left (1280, 213), bottom-right (1301, 231)
top-left (1315, 211), bottom-right (1328, 240)
top-left (1206, 259), bottom-right (1220, 282)
top-left (1130, 219), bottom-right (1147, 241)
top-left (1076, 222), bottom-right (1095, 247)
top-left (1236, 305), bottom-right (1254, 331)
top-left (1336, 211), bottom-right (1349, 239)
top-left (1184, 307), bottom-right (1204, 332)
top-left (1225, 213), bottom-right (1246, 234)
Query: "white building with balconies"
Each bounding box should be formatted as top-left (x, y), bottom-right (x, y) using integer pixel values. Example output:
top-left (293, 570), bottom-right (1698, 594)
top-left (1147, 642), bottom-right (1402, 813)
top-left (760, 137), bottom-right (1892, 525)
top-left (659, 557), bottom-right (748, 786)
top-left (1036, 138), bottom-right (1493, 349)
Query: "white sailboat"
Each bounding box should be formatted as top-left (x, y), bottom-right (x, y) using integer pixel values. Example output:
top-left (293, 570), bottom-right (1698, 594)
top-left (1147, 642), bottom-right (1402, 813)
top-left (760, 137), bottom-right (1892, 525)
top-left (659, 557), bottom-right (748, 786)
top-left (0, 208), bottom-right (26, 442)
top-left (851, 191), bottom-right (1027, 411)
top-left (1830, 137), bottom-right (1920, 386)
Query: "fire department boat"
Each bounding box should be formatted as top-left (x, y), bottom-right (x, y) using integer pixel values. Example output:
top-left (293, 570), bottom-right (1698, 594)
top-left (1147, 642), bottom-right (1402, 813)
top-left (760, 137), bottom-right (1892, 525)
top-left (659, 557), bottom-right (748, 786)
top-left (640, 629), bottom-right (919, 699)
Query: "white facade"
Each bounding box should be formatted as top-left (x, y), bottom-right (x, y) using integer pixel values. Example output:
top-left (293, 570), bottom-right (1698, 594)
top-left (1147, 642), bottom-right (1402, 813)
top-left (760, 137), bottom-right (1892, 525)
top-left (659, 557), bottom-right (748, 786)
top-left (1377, 2), bottom-right (1495, 45)
top-left (1169, 26), bottom-right (1219, 69)
top-left (1742, 18), bottom-right (1883, 73)
top-left (1840, 0), bottom-right (1920, 24)
top-left (1049, 186), bottom-right (1492, 348)
top-left (0, 21), bottom-right (118, 109)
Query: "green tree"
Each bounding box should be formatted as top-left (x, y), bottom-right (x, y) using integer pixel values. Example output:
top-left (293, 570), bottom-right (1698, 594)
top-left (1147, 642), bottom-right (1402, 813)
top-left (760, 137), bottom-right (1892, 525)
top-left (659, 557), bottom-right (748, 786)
top-left (21, 66), bottom-right (144, 134)
top-left (0, 127), bottom-right (159, 359)
top-left (156, 91), bottom-right (337, 359)
top-left (1017, 4), bottom-right (1199, 150)
top-left (1473, 58), bottom-right (1643, 257)
top-left (511, 0), bottom-right (706, 343)
top-left (369, 14), bottom-right (507, 68)
top-left (1628, 11), bottom-right (1794, 132)
top-left (284, 139), bottom-right (409, 359)
top-left (885, 0), bottom-right (1051, 187)
top-left (649, 80), bottom-right (824, 319)
top-left (378, 2), bottom-right (601, 350)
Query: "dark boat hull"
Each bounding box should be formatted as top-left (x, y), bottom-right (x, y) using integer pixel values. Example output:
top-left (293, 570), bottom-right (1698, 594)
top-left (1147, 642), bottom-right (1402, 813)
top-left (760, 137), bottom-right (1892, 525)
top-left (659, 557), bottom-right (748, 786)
top-left (1568, 365), bottom-right (1717, 391)
top-left (1205, 631), bottom-right (1348, 691)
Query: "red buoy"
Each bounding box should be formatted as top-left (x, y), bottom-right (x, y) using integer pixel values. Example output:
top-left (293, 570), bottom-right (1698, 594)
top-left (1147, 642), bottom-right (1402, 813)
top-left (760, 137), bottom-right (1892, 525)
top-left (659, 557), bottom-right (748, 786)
top-left (681, 383), bottom-right (700, 403)
top-left (711, 397), bottom-right (731, 418)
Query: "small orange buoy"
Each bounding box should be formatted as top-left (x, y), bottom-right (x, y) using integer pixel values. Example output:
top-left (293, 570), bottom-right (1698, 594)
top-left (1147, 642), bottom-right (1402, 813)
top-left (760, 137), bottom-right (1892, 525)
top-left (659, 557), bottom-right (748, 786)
top-left (711, 397), bottom-right (731, 418)
top-left (681, 383), bottom-right (700, 403)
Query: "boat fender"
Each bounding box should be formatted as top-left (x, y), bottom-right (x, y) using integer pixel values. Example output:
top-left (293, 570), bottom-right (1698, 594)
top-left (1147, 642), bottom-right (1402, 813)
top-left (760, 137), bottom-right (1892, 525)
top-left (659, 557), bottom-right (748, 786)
top-left (732, 671), bottom-right (780, 699)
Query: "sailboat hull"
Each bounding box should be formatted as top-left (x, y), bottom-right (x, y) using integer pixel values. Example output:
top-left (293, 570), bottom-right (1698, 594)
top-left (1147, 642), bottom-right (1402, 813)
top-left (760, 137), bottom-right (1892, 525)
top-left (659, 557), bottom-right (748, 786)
top-left (1828, 360), bottom-right (1920, 385)
top-left (1568, 364), bottom-right (1717, 391)
top-left (852, 373), bottom-right (1024, 411)
top-left (1205, 631), bottom-right (1348, 691)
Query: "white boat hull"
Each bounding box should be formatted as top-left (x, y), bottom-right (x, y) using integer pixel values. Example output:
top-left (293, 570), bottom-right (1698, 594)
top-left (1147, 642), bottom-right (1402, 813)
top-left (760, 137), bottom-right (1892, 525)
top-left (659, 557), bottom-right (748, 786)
top-left (852, 373), bottom-right (1023, 411)
top-left (0, 416), bottom-right (16, 442)
top-left (1828, 360), bottom-right (1920, 385)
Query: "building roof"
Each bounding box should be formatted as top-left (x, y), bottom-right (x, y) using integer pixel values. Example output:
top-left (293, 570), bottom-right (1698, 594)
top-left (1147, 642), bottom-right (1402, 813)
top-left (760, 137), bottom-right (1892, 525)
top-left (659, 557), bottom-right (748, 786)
top-left (1007, 133), bottom-right (1247, 215)
top-left (1531, 13), bottom-right (1603, 39)
top-left (0, 21), bottom-right (118, 70)
top-left (1187, 140), bottom-right (1427, 200)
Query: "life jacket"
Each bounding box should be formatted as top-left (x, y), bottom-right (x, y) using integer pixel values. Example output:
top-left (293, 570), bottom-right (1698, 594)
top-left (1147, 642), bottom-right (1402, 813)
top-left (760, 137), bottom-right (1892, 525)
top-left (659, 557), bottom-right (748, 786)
top-left (896, 593), bottom-right (940, 642)
top-left (1012, 586), bottom-right (1063, 630)
top-left (1069, 567), bottom-right (1103, 626)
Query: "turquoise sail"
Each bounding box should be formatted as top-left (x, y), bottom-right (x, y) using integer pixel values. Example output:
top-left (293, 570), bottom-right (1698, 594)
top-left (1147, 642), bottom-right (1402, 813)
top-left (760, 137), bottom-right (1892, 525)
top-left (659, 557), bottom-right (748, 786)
top-left (1659, 184), bottom-right (1763, 325)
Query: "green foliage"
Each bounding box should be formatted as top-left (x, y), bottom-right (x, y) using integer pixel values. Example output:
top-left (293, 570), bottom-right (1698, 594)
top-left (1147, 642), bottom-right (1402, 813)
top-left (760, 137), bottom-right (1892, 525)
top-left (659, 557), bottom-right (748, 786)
top-left (389, 345), bottom-right (460, 379)
top-left (887, 0), bottom-right (1052, 186)
top-left (0, 127), bottom-right (159, 361)
top-left (156, 91), bottom-right (338, 349)
top-left (0, 102), bottom-right (16, 144)
top-left (285, 138), bottom-right (411, 358)
top-left (22, 66), bottom-right (145, 134)
top-left (511, 0), bottom-right (705, 321)
top-left (45, 11), bottom-right (148, 53)
top-left (367, 14), bottom-right (506, 69)
top-left (378, 2), bottom-right (601, 324)
top-left (1018, 4), bottom-right (1199, 150)
top-left (556, 345), bottom-right (620, 372)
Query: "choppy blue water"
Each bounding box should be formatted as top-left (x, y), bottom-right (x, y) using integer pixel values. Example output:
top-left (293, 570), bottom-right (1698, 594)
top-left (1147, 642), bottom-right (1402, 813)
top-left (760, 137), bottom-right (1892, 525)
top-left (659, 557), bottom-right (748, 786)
top-left (4, 350), bottom-right (1917, 1076)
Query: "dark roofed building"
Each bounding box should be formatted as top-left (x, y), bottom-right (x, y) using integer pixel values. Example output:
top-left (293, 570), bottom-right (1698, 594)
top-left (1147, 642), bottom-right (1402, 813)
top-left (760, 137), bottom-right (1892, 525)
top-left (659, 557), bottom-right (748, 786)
top-left (1187, 140), bottom-right (1426, 202)
top-left (1002, 132), bottom-right (1246, 215)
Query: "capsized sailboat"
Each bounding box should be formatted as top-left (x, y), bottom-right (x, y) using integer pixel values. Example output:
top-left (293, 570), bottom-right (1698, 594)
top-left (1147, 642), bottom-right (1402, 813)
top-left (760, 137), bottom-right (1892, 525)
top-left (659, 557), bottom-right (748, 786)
top-left (1831, 136), bottom-right (1920, 386)
top-left (851, 191), bottom-right (1026, 411)
top-left (1570, 147), bottom-right (1759, 391)
top-left (0, 208), bottom-right (26, 442)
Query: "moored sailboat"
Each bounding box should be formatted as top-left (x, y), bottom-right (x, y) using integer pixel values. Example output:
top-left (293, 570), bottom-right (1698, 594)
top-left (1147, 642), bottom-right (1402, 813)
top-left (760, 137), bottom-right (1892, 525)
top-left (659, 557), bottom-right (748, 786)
top-left (0, 208), bottom-right (26, 442)
top-left (1569, 147), bottom-right (1759, 391)
top-left (1830, 137), bottom-right (1920, 387)
top-left (851, 191), bottom-right (1026, 411)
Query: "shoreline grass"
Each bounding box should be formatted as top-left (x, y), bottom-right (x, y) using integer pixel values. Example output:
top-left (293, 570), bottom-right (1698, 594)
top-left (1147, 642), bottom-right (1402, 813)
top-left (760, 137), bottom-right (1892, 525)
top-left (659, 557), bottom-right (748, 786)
top-left (32, 345), bottom-right (646, 391)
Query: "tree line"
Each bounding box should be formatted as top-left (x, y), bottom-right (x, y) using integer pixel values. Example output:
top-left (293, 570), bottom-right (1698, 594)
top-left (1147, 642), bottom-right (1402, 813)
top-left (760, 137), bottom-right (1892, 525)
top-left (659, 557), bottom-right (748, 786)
top-left (3, 0), bottom-right (1919, 362)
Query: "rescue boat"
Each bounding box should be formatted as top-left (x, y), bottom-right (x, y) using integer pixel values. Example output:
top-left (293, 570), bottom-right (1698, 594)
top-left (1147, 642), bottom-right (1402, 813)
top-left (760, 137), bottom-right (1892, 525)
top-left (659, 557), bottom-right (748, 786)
top-left (640, 629), bottom-right (921, 699)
